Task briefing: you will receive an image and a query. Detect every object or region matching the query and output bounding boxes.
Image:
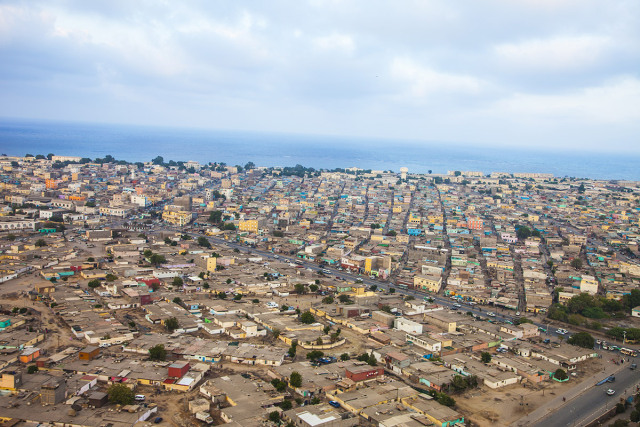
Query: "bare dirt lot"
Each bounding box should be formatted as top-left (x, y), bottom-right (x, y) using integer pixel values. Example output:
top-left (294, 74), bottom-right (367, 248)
top-left (456, 357), bottom-right (609, 426)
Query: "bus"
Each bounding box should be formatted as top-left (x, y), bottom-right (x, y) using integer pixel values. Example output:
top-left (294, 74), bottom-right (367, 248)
top-left (396, 283), bottom-right (409, 290)
top-left (620, 348), bottom-right (637, 357)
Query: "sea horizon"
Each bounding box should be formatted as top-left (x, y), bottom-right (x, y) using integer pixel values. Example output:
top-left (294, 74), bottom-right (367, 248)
top-left (0, 117), bottom-right (638, 181)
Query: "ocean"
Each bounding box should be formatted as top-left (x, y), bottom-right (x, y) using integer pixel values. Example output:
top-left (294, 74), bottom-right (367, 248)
top-left (0, 118), bottom-right (638, 181)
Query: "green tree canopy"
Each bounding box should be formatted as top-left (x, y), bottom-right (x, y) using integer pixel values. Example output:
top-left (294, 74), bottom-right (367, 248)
top-left (208, 210), bottom-right (223, 223)
top-left (480, 352), bottom-right (492, 364)
top-left (197, 236), bottom-right (211, 248)
top-left (567, 332), bottom-right (595, 349)
top-left (306, 350), bottom-right (324, 360)
top-left (300, 311), bottom-right (315, 324)
top-left (165, 317), bottom-right (179, 332)
top-left (290, 371), bottom-right (302, 388)
top-left (107, 383), bottom-right (135, 405)
top-left (149, 344), bottom-right (166, 361)
top-left (516, 226), bottom-right (531, 240)
top-left (554, 368), bottom-right (568, 380)
top-left (149, 254), bottom-right (166, 265)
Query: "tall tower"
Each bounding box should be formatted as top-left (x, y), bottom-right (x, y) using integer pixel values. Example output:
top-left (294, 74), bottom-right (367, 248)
top-left (400, 167), bottom-right (408, 180)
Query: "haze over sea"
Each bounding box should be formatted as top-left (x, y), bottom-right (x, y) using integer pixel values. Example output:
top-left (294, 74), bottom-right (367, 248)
top-left (0, 118), bottom-right (637, 181)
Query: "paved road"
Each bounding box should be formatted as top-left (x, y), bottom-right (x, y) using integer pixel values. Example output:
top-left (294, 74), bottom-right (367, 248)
top-left (530, 361), bottom-right (640, 427)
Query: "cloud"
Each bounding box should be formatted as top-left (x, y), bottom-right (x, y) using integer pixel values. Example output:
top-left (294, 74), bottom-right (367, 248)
top-left (494, 35), bottom-right (613, 71)
top-left (0, 1), bottom-right (638, 152)
top-left (390, 57), bottom-right (486, 98)
top-left (313, 33), bottom-right (355, 55)
top-left (494, 76), bottom-right (640, 123)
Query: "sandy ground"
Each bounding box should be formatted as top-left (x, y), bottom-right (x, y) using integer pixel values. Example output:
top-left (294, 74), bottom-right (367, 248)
top-left (455, 357), bottom-right (610, 426)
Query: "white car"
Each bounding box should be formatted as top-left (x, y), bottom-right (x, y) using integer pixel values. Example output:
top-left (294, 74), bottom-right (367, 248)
top-left (607, 389), bottom-right (616, 396)
top-left (556, 328), bottom-right (568, 335)
top-left (487, 312), bottom-right (496, 317)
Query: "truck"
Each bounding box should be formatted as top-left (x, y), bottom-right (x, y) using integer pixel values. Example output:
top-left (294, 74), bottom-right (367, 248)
top-left (595, 375), bottom-right (616, 386)
top-left (195, 412), bottom-right (214, 424)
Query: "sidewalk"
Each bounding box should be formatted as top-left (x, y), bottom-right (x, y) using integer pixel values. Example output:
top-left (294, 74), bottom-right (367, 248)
top-left (514, 361), bottom-right (626, 427)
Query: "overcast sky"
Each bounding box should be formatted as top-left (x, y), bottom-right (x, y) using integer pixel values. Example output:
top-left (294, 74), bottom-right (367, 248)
top-left (1, 0), bottom-right (639, 152)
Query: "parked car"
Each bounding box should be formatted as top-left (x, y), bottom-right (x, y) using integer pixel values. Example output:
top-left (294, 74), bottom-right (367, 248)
top-left (607, 389), bottom-right (616, 396)
top-left (153, 417), bottom-right (163, 424)
top-left (329, 401), bottom-right (341, 408)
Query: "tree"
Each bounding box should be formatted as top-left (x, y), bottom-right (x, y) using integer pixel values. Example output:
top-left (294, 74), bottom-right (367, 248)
top-left (322, 296), bottom-right (334, 304)
top-left (389, 287), bottom-right (395, 294)
top-left (198, 236), bottom-right (211, 248)
top-left (306, 350), bottom-right (324, 360)
top-left (108, 383), bottom-right (135, 405)
top-left (172, 277), bottom-right (183, 287)
top-left (294, 283), bottom-right (307, 294)
top-left (27, 365), bottom-right (39, 374)
top-left (309, 284), bottom-right (319, 293)
top-left (300, 311), bottom-right (315, 324)
top-left (35, 239), bottom-right (47, 247)
top-left (570, 258), bottom-right (583, 269)
top-left (208, 210), bottom-right (223, 223)
top-left (105, 273), bottom-right (117, 282)
top-left (280, 400), bottom-right (292, 410)
top-left (223, 222), bottom-right (236, 231)
top-left (290, 371), bottom-right (302, 388)
top-left (554, 368), bottom-right (568, 380)
top-left (567, 332), bottom-right (595, 348)
top-left (268, 411), bottom-right (280, 423)
top-left (271, 378), bottom-right (287, 392)
top-left (370, 285), bottom-right (377, 291)
top-left (340, 353), bottom-right (350, 361)
top-left (88, 279), bottom-right (101, 288)
top-left (152, 156), bottom-right (164, 165)
top-left (480, 352), bottom-right (492, 364)
top-left (516, 226), bottom-right (532, 240)
top-left (436, 392), bottom-right (456, 407)
top-left (338, 294), bottom-right (351, 303)
top-left (149, 254), bottom-right (166, 265)
top-left (172, 297), bottom-right (182, 304)
top-left (367, 354), bottom-right (377, 366)
top-left (165, 317), bottom-right (179, 332)
top-left (149, 344), bottom-right (166, 361)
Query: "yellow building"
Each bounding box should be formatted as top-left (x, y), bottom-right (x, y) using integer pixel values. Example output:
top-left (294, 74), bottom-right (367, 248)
top-left (162, 209), bottom-right (192, 226)
top-left (413, 274), bottom-right (442, 293)
top-left (206, 257), bottom-right (217, 273)
top-left (238, 219), bottom-right (259, 233)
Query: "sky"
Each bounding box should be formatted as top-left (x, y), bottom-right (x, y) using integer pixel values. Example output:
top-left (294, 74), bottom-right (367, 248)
top-left (0, 0), bottom-right (639, 152)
